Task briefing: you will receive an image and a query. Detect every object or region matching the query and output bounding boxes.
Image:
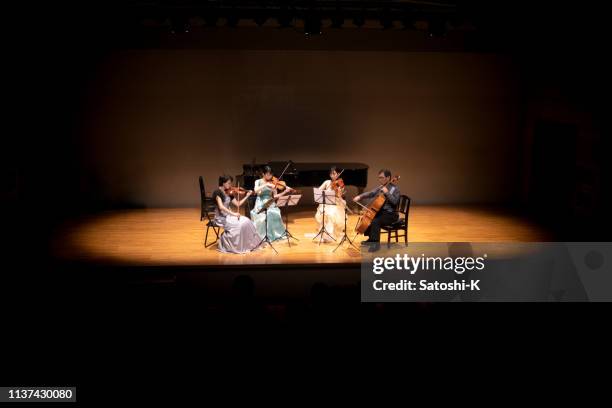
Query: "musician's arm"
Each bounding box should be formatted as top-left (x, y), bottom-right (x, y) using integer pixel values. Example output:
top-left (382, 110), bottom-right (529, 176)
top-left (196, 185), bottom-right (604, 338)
top-left (232, 192), bottom-right (252, 208)
top-left (354, 189), bottom-right (376, 201)
top-left (274, 188), bottom-right (290, 199)
top-left (217, 195), bottom-right (240, 217)
top-left (253, 179), bottom-right (266, 194)
top-left (385, 186), bottom-right (400, 207)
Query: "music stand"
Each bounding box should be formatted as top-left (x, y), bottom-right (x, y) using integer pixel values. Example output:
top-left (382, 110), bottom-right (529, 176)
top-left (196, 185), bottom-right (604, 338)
top-left (277, 194), bottom-right (302, 247)
top-left (333, 203), bottom-right (359, 252)
top-left (313, 188), bottom-right (337, 245)
top-left (254, 197), bottom-right (278, 254)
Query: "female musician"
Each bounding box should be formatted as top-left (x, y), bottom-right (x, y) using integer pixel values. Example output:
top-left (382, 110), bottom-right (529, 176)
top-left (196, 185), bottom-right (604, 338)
top-left (250, 165), bottom-right (294, 241)
top-left (353, 169), bottom-right (400, 249)
top-left (212, 175), bottom-right (261, 254)
top-left (315, 166), bottom-right (346, 242)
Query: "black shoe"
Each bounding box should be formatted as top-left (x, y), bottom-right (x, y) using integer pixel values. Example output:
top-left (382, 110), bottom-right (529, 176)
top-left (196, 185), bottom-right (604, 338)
top-left (367, 243), bottom-right (381, 252)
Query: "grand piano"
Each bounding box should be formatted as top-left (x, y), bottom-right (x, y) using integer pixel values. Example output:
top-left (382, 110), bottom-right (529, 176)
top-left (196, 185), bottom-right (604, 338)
top-left (236, 161), bottom-right (369, 193)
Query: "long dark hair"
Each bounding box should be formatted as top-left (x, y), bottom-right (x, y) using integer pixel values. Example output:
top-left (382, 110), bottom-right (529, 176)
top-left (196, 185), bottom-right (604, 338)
top-left (218, 174), bottom-right (233, 185)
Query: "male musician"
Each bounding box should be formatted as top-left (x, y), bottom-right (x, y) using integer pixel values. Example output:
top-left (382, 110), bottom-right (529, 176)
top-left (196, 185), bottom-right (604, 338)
top-left (353, 169), bottom-right (400, 251)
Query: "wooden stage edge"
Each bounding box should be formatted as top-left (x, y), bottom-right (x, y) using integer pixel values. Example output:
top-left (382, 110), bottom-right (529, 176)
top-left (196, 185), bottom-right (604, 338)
top-left (50, 206), bottom-right (553, 269)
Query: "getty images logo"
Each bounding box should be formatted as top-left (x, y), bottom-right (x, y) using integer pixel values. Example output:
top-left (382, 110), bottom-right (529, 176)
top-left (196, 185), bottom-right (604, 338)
top-left (372, 253), bottom-right (487, 275)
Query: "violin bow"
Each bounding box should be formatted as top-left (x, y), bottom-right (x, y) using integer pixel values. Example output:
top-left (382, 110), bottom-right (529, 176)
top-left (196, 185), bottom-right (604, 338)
top-left (278, 161), bottom-right (292, 180)
top-left (334, 168), bottom-right (346, 192)
top-left (354, 201), bottom-right (369, 211)
top-left (235, 180), bottom-right (242, 218)
top-left (273, 161), bottom-right (294, 192)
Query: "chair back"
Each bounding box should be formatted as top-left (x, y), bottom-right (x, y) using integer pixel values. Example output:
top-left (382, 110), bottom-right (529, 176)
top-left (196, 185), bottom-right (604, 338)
top-left (397, 195), bottom-right (411, 221)
top-left (199, 176), bottom-right (206, 200)
top-left (199, 176), bottom-right (214, 220)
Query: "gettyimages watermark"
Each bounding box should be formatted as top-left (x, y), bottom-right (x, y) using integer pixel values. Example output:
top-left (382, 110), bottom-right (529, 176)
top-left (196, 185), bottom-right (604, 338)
top-left (360, 242), bottom-right (611, 302)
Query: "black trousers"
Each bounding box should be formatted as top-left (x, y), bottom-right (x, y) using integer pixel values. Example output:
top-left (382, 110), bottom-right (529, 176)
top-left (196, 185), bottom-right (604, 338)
top-left (364, 211), bottom-right (399, 242)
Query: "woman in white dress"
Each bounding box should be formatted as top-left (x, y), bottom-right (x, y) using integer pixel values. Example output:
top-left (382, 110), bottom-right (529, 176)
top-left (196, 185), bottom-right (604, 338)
top-left (315, 167), bottom-right (346, 242)
top-left (212, 175), bottom-right (262, 254)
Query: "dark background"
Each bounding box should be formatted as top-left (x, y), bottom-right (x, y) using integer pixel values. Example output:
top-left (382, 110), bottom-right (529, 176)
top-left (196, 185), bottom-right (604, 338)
top-left (2, 0), bottom-right (611, 394)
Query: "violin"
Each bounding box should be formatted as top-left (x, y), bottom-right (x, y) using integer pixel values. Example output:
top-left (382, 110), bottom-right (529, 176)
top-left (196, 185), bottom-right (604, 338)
top-left (270, 176), bottom-right (289, 192)
top-left (225, 186), bottom-right (251, 198)
top-left (262, 177), bottom-right (301, 195)
top-left (259, 161), bottom-right (300, 194)
top-left (330, 178), bottom-right (345, 197)
top-left (330, 169), bottom-right (346, 197)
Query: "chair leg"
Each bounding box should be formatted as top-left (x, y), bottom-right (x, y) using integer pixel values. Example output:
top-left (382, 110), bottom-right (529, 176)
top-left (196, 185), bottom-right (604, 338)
top-left (213, 227), bottom-right (220, 246)
top-left (204, 226), bottom-right (219, 248)
top-left (404, 228), bottom-right (408, 246)
top-left (387, 230), bottom-right (391, 248)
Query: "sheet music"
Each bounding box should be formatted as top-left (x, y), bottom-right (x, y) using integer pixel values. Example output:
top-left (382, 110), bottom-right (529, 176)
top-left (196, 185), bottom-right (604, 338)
top-left (313, 188), bottom-right (337, 205)
top-left (276, 194), bottom-right (301, 207)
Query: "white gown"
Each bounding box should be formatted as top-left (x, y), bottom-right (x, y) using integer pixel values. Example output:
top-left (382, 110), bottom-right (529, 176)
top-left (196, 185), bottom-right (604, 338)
top-left (315, 180), bottom-right (346, 242)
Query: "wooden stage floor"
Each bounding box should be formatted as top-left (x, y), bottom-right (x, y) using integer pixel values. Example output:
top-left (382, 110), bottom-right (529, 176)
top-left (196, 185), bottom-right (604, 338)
top-left (50, 206), bottom-right (552, 267)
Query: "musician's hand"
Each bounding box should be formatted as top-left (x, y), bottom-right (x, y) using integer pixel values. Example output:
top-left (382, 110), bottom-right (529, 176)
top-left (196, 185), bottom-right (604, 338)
top-left (381, 186), bottom-right (389, 194)
top-left (353, 195), bottom-right (361, 202)
top-left (266, 182), bottom-right (275, 189)
top-left (234, 212), bottom-right (241, 219)
top-left (246, 191), bottom-right (253, 197)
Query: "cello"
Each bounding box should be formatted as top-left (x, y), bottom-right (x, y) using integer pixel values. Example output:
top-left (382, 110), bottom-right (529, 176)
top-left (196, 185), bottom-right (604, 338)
top-left (354, 175), bottom-right (400, 235)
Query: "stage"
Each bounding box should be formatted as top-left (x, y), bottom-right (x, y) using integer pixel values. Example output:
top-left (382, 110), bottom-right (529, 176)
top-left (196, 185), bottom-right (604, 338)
top-left (50, 205), bottom-right (552, 268)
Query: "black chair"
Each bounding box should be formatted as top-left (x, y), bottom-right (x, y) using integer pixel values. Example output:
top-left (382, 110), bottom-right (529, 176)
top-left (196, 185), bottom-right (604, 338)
top-left (381, 195), bottom-right (411, 247)
top-left (199, 176), bottom-right (222, 248)
top-left (199, 176), bottom-right (211, 221)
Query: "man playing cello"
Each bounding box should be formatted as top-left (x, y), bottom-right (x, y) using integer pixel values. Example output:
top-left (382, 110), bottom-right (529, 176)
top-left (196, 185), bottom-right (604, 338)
top-left (353, 169), bottom-right (400, 251)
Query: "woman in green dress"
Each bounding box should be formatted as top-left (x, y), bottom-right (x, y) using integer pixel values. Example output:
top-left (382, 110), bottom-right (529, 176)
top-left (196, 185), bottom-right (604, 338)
top-left (250, 166), bottom-right (294, 241)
